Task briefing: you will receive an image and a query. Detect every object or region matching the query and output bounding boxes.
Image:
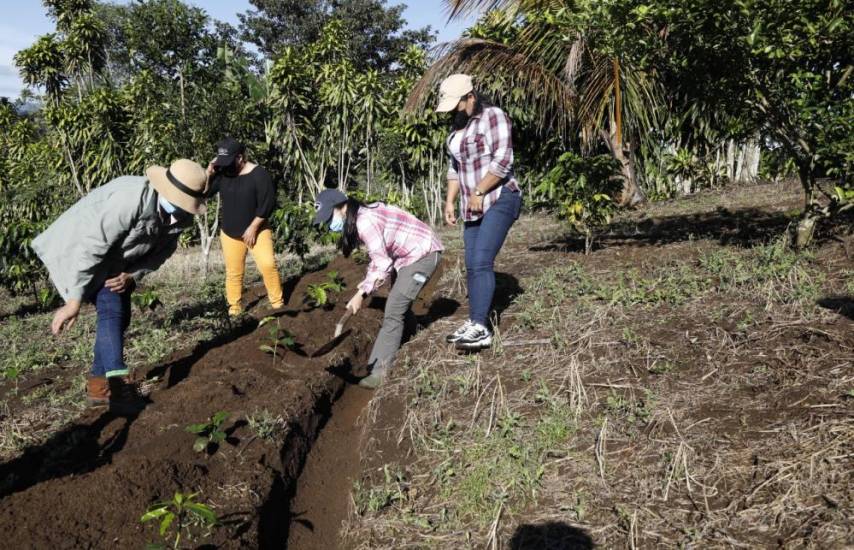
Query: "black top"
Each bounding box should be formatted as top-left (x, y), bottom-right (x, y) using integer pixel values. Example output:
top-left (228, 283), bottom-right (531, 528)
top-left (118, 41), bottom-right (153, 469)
top-left (208, 166), bottom-right (276, 239)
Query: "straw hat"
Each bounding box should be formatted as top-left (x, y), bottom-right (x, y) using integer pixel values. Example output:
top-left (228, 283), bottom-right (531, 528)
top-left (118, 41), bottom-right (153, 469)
top-left (146, 159), bottom-right (208, 215)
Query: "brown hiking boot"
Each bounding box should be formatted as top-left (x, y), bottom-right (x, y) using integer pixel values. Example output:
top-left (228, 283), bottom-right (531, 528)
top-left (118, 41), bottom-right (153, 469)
top-left (86, 376), bottom-right (110, 408)
top-left (107, 377), bottom-right (146, 415)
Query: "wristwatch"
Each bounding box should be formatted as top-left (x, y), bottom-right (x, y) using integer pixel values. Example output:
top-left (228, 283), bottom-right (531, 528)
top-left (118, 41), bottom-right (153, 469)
top-left (474, 189), bottom-right (485, 197)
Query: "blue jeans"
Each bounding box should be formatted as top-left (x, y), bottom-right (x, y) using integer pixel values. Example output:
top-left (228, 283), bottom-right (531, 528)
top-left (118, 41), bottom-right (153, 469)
top-left (92, 285), bottom-right (133, 378)
top-left (463, 188), bottom-right (522, 326)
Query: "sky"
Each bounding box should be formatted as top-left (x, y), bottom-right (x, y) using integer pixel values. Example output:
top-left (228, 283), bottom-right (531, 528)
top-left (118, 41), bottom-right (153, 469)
top-left (0, 0), bottom-right (476, 99)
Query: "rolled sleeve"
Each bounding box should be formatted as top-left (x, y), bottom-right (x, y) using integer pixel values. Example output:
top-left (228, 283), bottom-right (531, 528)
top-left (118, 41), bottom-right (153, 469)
top-left (485, 109), bottom-right (514, 179)
top-left (358, 258), bottom-right (393, 295)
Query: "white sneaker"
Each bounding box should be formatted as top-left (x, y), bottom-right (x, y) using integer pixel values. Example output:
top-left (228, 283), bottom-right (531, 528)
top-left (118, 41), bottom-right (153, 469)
top-left (445, 320), bottom-right (474, 343)
top-left (454, 322), bottom-right (493, 350)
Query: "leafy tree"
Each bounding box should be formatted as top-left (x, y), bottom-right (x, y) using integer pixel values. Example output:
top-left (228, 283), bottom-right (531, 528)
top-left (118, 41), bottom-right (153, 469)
top-left (239, 0), bottom-right (435, 70)
top-left (408, 1), bottom-right (659, 206)
top-left (0, 103), bottom-right (68, 297)
top-left (738, 0), bottom-right (852, 246)
top-left (638, 0), bottom-right (852, 246)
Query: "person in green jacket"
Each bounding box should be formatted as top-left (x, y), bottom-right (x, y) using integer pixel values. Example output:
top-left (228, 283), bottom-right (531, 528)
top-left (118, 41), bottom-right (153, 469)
top-left (31, 159), bottom-right (208, 414)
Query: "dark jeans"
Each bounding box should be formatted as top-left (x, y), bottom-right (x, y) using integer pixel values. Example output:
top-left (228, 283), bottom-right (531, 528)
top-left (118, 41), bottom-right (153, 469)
top-left (463, 188), bottom-right (522, 326)
top-left (92, 284), bottom-right (133, 378)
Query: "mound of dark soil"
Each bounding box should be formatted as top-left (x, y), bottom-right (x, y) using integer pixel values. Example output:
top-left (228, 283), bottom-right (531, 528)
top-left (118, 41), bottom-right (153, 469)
top-left (0, 257), bottom-right (385, 549)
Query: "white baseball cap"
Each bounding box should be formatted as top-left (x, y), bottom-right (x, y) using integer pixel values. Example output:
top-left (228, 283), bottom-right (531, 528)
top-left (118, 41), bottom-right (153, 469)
top-left (435, 74), bottom-right (474, 112)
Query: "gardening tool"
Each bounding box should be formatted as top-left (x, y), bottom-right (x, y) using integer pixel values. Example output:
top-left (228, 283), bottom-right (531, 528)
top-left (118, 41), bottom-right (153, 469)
top-left (310, 309), bottom-right (353, 358)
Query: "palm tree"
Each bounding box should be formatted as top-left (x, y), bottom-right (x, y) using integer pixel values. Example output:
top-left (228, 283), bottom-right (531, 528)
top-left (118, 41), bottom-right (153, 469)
top-left (405, 0), bottom-right (659, 206)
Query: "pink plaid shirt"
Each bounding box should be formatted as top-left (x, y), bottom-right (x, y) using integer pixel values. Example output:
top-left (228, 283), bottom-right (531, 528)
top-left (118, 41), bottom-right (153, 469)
top-left (356, 203), bottom-right (444, 295)
top-left (447, 106), bottom-right (521, 222)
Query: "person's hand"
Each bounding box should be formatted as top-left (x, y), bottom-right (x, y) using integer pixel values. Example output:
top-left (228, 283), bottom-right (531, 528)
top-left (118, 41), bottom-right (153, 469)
top-left (51, 300), bottom-right (81, 335)
top-left (242, 225), bottom-right (258, 248)
top-left (469, 193), bottom-right (484, 214)
top-left (444, 201), bottom-right (457, 226)
top-left (347, 292), bottom-right (364, 314)
top-left (206, 159), bottom-right (217, 178)
top-left (105, 273), bottom-right (134, 293)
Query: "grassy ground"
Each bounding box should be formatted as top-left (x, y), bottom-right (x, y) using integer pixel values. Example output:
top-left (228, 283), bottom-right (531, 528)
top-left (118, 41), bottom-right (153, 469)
top-left (0, 243), bottom-right (333, 463)
top-left (343, 180), bottom-right (854, 549)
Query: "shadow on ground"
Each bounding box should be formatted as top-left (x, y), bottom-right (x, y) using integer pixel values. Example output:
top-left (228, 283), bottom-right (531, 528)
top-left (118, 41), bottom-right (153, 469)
top-left (146, 315), bottom-right (258, 387)
top-left (0, 409), bottom-right (139, 499)
top-left (510, 521), bottom-right (594, 549)
top-left (535, 205), bottom-right (854, 254)
top-left (532, 207), bottom-right (795, 253)
top-left (817, 296), bottom-right (854, 321)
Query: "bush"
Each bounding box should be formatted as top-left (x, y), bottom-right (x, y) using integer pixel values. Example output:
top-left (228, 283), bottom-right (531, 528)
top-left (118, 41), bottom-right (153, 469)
top-left (268, 198), bottom-right (329, 258)
top-left (535, 152), bottom-right (621, 253)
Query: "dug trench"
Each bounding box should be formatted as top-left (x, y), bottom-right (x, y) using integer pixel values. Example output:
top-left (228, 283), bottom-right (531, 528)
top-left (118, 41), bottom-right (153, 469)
top-left (0, 255), bottom-right (447, 549)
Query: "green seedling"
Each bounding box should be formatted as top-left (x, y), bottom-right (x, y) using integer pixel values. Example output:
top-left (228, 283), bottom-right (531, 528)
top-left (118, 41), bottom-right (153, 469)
top-left (140, 491), bottom-right (217, 549)
top-left (37, 287), bottom-right (59, 310)
top-left (303, 270), bottom-right (346, 308)
top-left (2, 366), bottom-right (21, 393)
top-left (132, 289), bottom-right (163, 312)
top-left (648, 361), bottom-right (675, 375)
top-left (258, 316), bottom-right (297, 361)
top-left (186, 411), bottom-right (229, 453)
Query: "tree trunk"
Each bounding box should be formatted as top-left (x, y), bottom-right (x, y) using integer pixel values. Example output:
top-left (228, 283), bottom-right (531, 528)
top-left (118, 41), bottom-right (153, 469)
top-left (197, 195), bottom-right (221, 278)
top-left (601, 126), bottom-right (644, 207)
top-left (794, 162), bottom-right (818, 249)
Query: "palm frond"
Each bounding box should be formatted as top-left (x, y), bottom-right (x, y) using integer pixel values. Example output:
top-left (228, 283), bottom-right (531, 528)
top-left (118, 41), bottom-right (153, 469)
top-left (404, 38), bottom-right (576, 134)
top-left (574, 52), bottom-right (660, 152)
top-left (564, 35), bottom-right (585, 86)
top-left (443, 0), bottom-right (570, 20)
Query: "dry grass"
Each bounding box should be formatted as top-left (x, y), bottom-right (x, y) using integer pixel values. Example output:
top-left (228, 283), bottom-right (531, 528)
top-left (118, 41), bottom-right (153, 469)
top-left (342, 182), bottom-right (854, 549)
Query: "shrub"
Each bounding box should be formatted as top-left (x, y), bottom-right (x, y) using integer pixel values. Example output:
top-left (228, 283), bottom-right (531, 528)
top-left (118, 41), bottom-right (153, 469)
top-left (535, 152), bottom-right (621, 253)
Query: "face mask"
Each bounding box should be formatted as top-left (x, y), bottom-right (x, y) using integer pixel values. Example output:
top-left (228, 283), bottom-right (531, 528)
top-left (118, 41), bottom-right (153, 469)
top-left (452, 109), bottom-right (470, 131)
top-left (159, 195), bottom-right (177, 214)
top-left (329, 215), bottom-right (344, 233)
top-left (223, 163), bottom-right (240, 178)
top-left (159, 195), bottom-right (190, 220)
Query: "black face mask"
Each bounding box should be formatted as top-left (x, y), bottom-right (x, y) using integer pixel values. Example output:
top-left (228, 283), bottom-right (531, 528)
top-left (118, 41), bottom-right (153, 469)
top-left (222, 163), bottom-right (241, 178)
top-left (451, 109), bottom-right (470, 131)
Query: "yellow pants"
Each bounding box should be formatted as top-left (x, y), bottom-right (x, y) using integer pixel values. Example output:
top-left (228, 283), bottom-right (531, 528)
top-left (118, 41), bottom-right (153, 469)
top-left (220, 228), bottom-right (284, 315)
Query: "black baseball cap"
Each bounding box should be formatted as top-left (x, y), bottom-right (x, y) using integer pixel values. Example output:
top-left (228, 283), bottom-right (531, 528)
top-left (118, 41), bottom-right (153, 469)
top-left (213, 137), bottom-right (246, 167)
top-left (312, 188), bottom-right (348, 226)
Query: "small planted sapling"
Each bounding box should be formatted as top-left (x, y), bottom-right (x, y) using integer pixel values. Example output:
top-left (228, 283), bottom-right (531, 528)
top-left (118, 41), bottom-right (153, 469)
top-left (258, 316), bottom-right (298, 361)
top-left (2, 366), bottom-right (21, 393)
top-left (140, 491), bottom-right (217, 549)
top-left (132, 289), bottom-right (163, 312)
top-left (303, 270), bottom-right (346, 309)
top-left (36, 287), bottom-right (59, 310)
top-left (186, 411), bottom-right (229, 453)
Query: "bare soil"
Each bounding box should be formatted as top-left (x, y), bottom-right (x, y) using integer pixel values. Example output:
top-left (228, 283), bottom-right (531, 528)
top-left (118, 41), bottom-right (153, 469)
top-left (0, 256), bottom-right (387, 549)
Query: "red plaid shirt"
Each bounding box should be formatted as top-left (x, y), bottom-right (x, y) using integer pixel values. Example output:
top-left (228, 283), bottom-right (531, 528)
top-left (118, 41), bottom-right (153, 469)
top-left (356, 203), bottom-right (444, 295)
top-left (447, 106), bottom-right (521, 222)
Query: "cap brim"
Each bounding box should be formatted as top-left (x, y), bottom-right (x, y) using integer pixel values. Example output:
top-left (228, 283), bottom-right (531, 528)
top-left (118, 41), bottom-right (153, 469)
top-left (146, 165), bottom-right (206, 215)
top-left (435, 95), bottom-right (458, 113)
top-left (312, 204), bottom-right (334, 227)
top-left (212, 154), bottom-right (236, 167)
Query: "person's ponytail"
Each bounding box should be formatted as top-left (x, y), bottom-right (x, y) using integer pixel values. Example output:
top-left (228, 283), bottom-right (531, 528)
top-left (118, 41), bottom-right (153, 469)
top-left (340, 197), bottom-right (364, 257)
